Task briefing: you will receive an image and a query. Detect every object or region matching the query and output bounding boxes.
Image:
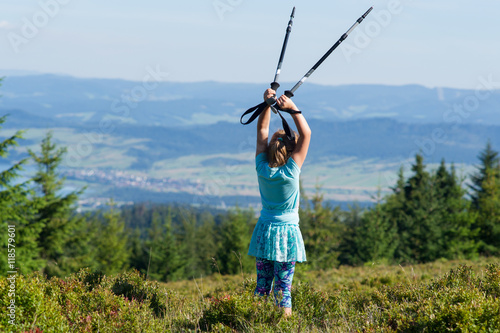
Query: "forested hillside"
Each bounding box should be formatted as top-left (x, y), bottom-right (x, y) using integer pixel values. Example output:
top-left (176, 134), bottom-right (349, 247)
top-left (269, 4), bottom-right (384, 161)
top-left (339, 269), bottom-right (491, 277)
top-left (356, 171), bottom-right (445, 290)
top-left (2, 111), bottom-right (500, 281)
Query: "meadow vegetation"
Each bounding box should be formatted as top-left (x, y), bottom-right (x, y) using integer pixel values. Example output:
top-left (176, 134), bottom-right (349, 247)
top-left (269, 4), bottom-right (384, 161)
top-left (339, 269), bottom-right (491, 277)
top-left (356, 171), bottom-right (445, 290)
top-left (1, 79), bottom-right (500, 331)
top-left (1, 259), bottom-right (499, 332)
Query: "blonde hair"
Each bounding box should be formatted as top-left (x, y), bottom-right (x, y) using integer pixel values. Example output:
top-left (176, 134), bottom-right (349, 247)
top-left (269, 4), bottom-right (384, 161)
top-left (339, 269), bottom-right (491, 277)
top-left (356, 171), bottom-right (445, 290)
top-left (268, 129), bottom-right (298, 168)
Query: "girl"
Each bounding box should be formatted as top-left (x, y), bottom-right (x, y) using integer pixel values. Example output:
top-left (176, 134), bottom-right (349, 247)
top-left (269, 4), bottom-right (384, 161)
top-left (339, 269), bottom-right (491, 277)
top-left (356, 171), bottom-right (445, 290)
top-left (248, 88), bottom-right (311, 317)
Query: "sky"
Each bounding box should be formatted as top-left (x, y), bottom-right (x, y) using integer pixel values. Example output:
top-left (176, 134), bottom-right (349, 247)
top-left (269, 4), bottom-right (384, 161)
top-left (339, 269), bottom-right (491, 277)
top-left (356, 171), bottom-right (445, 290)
top-left (0, 0), bottom-right (498, 89)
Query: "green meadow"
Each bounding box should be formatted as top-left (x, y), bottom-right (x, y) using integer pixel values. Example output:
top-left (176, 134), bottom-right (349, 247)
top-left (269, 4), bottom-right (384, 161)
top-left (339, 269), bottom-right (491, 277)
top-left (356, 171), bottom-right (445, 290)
top-left (1, 258), bottom-right (499, 332)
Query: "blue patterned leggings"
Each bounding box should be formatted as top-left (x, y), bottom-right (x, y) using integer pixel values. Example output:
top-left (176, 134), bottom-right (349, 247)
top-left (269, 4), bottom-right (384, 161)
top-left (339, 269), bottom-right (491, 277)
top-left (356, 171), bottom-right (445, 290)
top-left (255, 258), bottom-right (296, 308)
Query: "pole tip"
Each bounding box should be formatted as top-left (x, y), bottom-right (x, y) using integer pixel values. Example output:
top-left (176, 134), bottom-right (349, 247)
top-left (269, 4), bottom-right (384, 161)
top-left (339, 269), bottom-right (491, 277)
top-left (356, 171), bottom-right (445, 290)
top-left (363, 6), bottom-right (373, 18)
top-left (291, 7), bottom-right (296, 18)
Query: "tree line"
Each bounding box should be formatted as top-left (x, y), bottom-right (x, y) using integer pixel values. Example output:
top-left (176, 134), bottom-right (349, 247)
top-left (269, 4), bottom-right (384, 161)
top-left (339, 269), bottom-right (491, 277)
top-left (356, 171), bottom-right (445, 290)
top-left (1, 113), bottom-right (500, 282)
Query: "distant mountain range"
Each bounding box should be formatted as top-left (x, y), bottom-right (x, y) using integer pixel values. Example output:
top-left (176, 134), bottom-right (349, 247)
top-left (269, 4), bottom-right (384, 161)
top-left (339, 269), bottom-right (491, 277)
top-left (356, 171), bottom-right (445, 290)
top-left (1, 73), bottom-right (499, 206)
top-left (1, 73), bottom-right (499, 128)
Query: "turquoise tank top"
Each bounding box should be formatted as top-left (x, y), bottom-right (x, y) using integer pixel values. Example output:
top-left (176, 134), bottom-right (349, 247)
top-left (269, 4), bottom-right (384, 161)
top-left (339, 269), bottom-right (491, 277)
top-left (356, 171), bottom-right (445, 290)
top-left (247, 153), bottom-right (307, 262)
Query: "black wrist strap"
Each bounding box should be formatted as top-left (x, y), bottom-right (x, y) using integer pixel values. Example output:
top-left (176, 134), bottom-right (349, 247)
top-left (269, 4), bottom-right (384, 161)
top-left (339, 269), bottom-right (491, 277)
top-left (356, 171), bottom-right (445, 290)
top-left (273, 105), bottom-right (301, 141)
top-left (240, 101), bottom-right (301, 141)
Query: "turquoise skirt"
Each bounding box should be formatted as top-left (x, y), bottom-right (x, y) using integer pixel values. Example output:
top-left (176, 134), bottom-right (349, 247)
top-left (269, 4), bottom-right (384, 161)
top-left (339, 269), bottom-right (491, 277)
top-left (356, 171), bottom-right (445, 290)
top-left (248, 209), bottom-right (307, 263)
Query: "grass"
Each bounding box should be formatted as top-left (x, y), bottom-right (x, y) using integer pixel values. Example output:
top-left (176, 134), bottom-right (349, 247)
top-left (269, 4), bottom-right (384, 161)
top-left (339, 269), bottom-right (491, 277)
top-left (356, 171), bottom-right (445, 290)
top-left (1, 258), bottom-right (499, 332)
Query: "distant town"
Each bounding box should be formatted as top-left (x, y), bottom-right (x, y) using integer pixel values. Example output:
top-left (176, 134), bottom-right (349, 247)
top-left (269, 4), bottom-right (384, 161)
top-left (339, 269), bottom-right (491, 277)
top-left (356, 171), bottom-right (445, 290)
top-left (64, 168), bottom-right (206, 210)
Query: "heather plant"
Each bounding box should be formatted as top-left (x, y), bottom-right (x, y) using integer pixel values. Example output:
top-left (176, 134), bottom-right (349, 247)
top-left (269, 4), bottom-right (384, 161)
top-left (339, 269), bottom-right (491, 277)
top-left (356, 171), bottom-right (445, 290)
top-left (0, 257), bottom-right (499, 332)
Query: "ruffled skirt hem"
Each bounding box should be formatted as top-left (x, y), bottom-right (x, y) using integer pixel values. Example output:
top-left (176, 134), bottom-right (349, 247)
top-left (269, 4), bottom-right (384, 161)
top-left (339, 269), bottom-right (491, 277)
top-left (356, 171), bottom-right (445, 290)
top-left (248, 219), bottom-right (307, 262)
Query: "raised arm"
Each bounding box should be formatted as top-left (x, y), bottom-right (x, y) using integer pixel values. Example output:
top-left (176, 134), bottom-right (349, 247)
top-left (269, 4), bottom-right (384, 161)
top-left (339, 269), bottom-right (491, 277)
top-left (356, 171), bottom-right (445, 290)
top-left (256, 89), bottom-right (275, 156)
top-left (276, 95), bottom-right (311, 168)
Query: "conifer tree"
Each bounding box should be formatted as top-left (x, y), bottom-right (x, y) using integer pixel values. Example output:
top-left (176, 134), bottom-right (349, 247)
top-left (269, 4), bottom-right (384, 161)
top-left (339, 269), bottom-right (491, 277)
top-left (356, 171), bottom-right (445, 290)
top-left (469, 142), bottom-right (500, 255)
top-left (28, 131), bottom-right (87, 276)
top-left (435, 161), bottom-right (479, 258)
top-left (395, 154), bottom-right (443, 262)
top-left (127, 227), bottom-right (148, 274)
top-left (0, 114), bottom-right (43, 273)
top-left (176, 208), bottom-right (201, 278)
top-left (90, 203), bottom-right (130, 275)
top-left (475, 167), bottom-right (500, 255)
top-left (145, 208), bottom-right (182, 281)
top-left (341, 192), bottom-right (398, 265)
top-left (470, 141), bottom-right (500, 209)
top-left (216, 208), bottom-right (254, 275)
top-left (299, 187), bottom-right (343, 269)
top-left (193, 211), bottom-right (217, 276)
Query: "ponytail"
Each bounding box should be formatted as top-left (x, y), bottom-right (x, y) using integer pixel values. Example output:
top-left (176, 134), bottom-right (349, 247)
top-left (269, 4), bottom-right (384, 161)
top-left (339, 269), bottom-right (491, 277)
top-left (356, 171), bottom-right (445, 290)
top-left (268, 130), bottom-right (298, 168)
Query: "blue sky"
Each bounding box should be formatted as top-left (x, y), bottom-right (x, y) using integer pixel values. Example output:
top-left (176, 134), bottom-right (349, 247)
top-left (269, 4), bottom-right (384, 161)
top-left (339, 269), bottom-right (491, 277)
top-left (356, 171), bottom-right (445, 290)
top-left (0, 0), bottom-right (498, 89)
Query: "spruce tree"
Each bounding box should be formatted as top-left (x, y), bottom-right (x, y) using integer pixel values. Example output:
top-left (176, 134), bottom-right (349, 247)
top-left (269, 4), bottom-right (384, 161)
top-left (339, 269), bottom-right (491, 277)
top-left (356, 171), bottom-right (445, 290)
top-left (145, 208), bottom-right (182, 281)
top-left (299, 187), bottom-right (343, 269)
top-left (435, 161), bottom-right (479, 258)
top-left (475, 167), bottom-right (500, 255)
top-left (194, 211), bottom-right (217, 276)
top-left (176, 208), bottom-right (200, 279)
top-left (342, 193), bottom-right (398, 265)
top-left (469, 142), bottom-right (500, 255)
top-left (28, 131), bottom-right (87, 276)
top-left (216, 208), bottom-right (254, 275)
top-left (396, 154), bottom-right (444, 262)
top-left (0, 115), bottom-right (44, 273)
top-left (470, 141), bottom-right (500, 209)
top-left (90, 203), bottom-right (130, 275)
top-left (127, 227), bottom-right (148, 274)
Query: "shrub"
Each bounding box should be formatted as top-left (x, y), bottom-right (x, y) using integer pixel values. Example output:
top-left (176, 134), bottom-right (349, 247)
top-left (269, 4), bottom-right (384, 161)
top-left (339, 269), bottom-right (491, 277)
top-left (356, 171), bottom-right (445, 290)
top-left (200, 279), bottom-right (283, 331)
top-left (1, 261), bottom-right (499, 332)
top-left (0, 273), bottom-right (69, 332)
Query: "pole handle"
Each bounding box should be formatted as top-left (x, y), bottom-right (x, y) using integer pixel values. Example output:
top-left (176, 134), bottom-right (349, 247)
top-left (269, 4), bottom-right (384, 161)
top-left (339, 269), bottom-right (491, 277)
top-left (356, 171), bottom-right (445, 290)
top-left (265, 96), bottom-right (278, 113)
top-left (270, 82), bottom-right (280, 90)
top-left (284, 90), bottom-right (294, 98)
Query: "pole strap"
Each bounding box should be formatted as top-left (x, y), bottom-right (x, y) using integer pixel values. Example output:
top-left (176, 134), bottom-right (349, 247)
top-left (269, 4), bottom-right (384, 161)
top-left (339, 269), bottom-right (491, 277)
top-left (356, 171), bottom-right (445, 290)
top-left (240, 101), bottom-right (301, 141)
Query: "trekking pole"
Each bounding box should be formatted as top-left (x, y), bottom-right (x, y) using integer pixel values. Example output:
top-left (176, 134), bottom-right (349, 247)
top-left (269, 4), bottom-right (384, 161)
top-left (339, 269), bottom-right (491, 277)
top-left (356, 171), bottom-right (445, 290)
top-left (240, 7), bottom-right (296, 126)
top-left (270, 6), bottom-right (295, 92)
top-left (282, 6), bottom-right (373, 98)
top-left (240, 7), bottom-right (373, 141)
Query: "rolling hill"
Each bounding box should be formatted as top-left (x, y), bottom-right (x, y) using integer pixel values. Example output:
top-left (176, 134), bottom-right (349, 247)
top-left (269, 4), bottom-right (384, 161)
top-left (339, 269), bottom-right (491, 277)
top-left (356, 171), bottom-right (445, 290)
top-left (1, 73), bottom-right (499, 207)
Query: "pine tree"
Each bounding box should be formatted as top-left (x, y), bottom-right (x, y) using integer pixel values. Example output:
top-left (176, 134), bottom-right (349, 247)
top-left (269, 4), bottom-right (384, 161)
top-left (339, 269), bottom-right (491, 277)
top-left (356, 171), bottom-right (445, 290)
top-left (176, 207), bottom-right (200, 279)
top-left (299, 186), bottom-right (343, 269)
top-left (127, 227), bottom-right (148, 274)
top-left (90, 203), bottom-right (130, 275)
top-left (28, 131), bottom-right (87, 276)
top-left (434, 162), bottom-right (479, 258)
top-left (145, 208), bottom-right (182, 281)
top-left (0, 112), bottom-right (44, 273)
top-left (341, 191), bottom-right (398, 265)
top-left (383, 166), bottom-right (408, 261)
top-left (469, 142), bottom-right (500, 255)
top-left (216, 208), bottom-right (254, 275)
top-left (470, 141), bottom-right (500, 209)
top-left (194, 211), bottom-right (217, 276)
top-left (395, 154), bottom-right (444, 262)
top-left (475, 167), bottom-right (500, 255)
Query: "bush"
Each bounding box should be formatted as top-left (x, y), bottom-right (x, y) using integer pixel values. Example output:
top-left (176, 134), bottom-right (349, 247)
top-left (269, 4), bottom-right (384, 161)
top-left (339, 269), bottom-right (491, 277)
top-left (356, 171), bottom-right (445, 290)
top-left (0, 261), bottom-right (499, 332)
top-left (0, 273), bottom-right (69, 332)
top-left (0, 269), bottom-right (190, 332)
top-left (200, 279), bottom-right (283, 331)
